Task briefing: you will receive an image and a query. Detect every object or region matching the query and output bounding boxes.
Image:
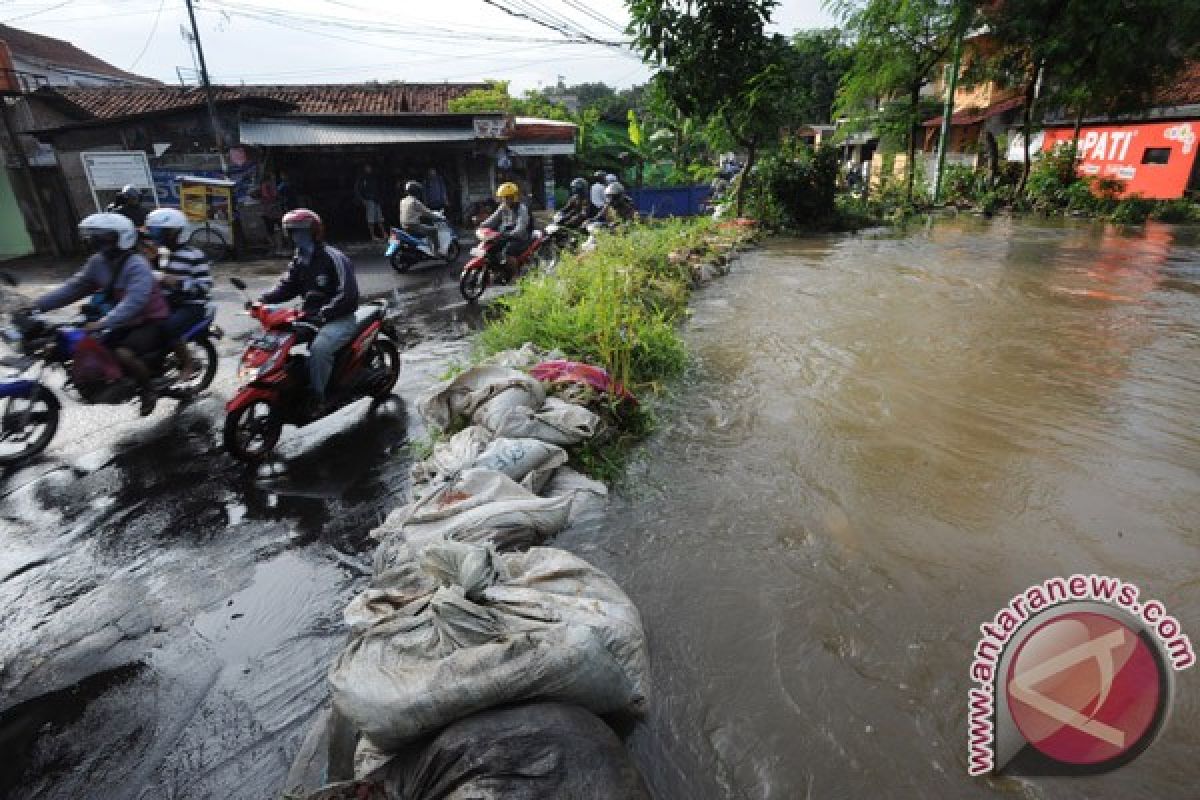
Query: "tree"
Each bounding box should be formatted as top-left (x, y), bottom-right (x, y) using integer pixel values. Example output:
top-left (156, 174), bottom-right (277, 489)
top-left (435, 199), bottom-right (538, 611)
top-left (448, 80), bottom-right (573, 121)
top-left (831, 0), bottom-right (973, 201)
top-left (627, 0), bottom-right (788, 215)
top-left (787, 29), bottom-right (854, 124)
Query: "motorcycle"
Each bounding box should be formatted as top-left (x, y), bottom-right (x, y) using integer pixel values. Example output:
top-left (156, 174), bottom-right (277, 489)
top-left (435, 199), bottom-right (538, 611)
top-left (543, 210), bottom-right (588, 253)
top-left (223, 277), bottom-right (402, 463)
top-left (0, 275), bottom-right (221, 465)
top-left (385, 211), bottom-right (460, 273)
top-left (458, 227), bottom-right (559, 303)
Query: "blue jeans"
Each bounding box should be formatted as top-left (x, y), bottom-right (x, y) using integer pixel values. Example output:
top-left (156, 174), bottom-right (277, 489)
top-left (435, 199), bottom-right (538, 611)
top-left (308, 314), bottom-right (358, 398)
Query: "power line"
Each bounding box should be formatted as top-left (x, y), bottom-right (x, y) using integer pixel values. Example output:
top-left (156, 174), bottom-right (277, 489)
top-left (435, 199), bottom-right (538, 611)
top-left (128, 0), bottom-right (168, 71)
top-left (558, 0), bottom-right (626, 34)
top-left (2, 0), bottom-right (71, 23)
top-left (479, 0), bottom-right (624, 47)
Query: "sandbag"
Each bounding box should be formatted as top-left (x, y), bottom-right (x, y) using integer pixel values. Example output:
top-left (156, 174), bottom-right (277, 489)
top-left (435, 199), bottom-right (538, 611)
top-left (473, 437), bottom-right (568, 494)
top-left (487, 397), bottom-right (602, 445)
top-left (376, 469), bottom-right (573, 556)
top-left (417, 366), bottom-right (545, 430)
top-left (409, 426), bottom-right (493, 488)
top-left (543, 467), bottom-right (609, 528)
top-left (472, 385), bottom-right (545, 432)
top-left (304, 703), bottom-right (650, 800)
top-left (329, 542), bottom-right (649, 750)
top-left (481, 342), bottom-right (564, 370)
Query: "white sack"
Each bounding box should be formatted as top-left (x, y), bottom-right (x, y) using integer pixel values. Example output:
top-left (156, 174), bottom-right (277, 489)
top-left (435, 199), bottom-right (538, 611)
top-left (487, 397), bottom-right (602, 445)
top-left (330, 542), bottom-right (649, 750)
top-left (417, 366), bottom-right (545, 430)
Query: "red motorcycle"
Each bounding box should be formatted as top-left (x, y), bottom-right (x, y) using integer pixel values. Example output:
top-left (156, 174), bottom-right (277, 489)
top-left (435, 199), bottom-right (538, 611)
top-left (459, 227), bottom-right (560, 303)
top-left (223, 278), bottom-right (401, 463)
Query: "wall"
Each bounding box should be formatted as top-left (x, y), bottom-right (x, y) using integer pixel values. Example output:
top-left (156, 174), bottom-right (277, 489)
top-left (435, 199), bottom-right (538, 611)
top-left (0, 166), bottom-right (33, 258)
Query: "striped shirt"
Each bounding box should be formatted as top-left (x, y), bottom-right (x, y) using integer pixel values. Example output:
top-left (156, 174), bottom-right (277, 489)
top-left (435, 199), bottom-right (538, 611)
top-left (162, 245), bottom-right (213, 305)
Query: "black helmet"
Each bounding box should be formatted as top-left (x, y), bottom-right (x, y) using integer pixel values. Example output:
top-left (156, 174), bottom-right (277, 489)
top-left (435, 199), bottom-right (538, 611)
top-left (592, 170), bottom-right (605, 183)
top-left (570, 177), bottom-right (588, 196)
top-left (117, 184), bottom-right (141, 204)
top-left (405, 180), bottom-right (424, 198)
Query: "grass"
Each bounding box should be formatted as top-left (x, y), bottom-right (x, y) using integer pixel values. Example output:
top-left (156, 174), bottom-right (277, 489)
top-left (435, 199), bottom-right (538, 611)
top-left (478, 218), bottom-right (739, 393)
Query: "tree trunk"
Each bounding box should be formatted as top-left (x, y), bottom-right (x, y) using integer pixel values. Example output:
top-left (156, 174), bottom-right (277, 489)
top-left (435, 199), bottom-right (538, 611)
top-left (734, 142), bottom-right (757, 219)
top-left (906, 84), bottom-right (920, 203)
top-left (1017, 60), bottom-right (1043, 195)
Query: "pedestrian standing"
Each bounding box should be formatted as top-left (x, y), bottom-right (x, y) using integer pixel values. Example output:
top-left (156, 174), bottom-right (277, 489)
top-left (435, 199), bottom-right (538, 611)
top-left (356, 164), bottom-right (386, 242)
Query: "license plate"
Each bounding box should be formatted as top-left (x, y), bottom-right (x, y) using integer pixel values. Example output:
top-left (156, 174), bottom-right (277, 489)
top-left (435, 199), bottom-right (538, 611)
top-left (469, 246), bottom-right (486, 257)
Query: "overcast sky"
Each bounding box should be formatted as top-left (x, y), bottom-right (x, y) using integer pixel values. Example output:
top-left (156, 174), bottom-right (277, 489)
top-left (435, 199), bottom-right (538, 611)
top-left (2, 0), bottom-right (837, 91)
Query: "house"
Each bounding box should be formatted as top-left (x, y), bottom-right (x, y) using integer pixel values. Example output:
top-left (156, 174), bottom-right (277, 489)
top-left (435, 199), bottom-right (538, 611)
top-left (0, 24), bottom-right (156, 258)
top-left (29, 83), bottom-right (577, 246)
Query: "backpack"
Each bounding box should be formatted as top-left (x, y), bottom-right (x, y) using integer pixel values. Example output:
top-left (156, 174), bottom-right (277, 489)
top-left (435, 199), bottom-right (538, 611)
top-left (71, 335), bottom-right (122, 390)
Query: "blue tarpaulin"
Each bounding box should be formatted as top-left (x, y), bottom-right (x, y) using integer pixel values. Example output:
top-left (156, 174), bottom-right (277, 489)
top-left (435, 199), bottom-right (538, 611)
top-left (628, 185), bottom-right (711, 218)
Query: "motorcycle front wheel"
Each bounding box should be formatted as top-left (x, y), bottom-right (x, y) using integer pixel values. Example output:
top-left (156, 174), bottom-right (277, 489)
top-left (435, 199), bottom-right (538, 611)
top-left (224, 399), bottom-right (282, 463)
top-left (0, 385), bottom-right (60, 466)
top-left (459, 267), bottom-right (488, 303)
top-left (368, 338), bottom-right (401, 399)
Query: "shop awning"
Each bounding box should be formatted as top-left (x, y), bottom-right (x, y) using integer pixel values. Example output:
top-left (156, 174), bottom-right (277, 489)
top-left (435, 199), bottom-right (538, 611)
top-left (240, 118), bottom-right (478, 146)
top-left (923, 96), bottom-right (1023, 128)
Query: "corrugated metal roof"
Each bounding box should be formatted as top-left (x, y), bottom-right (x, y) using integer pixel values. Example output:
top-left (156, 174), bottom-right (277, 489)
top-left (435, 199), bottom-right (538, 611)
top-left (240, 118), bottom-right (477, 146)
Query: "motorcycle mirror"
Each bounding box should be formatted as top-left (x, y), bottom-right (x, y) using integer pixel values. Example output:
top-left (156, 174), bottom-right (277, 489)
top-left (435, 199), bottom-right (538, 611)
top-left (230, 277), bottom-right (248, 290)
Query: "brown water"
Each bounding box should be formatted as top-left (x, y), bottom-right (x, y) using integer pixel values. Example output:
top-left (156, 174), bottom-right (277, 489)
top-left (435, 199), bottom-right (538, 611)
top-left (559, 216), bottom-right (1200, 799)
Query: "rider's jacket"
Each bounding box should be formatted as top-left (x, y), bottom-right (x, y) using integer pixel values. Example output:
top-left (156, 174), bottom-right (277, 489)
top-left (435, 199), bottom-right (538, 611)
top-left (261, 243), bottom-right (359, 322)
top-left (35, 251), bottom-right (167, 329)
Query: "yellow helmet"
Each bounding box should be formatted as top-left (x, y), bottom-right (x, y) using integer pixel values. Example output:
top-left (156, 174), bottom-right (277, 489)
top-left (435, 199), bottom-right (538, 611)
top-left (496, 182), bottom-right (520, 200)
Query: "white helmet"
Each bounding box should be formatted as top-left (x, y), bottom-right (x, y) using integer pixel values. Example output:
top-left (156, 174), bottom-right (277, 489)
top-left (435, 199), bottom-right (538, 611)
top-left (78, 212), bottom-right (137, 251)
top-left (604, 181), bottom-right (626, 198)
top-left (145, 207), bottom-right (187, 246)
top-left (605, 173), bottom-right (618, 184)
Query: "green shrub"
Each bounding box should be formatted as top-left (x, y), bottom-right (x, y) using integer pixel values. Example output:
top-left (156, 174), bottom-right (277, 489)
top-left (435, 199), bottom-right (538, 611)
top-left (1111, 195), bottom-right (1154, 225)
top-left (748, 143), bottom-right (840, 229)
top-left (1151, 199), bottom-right (1200, 223)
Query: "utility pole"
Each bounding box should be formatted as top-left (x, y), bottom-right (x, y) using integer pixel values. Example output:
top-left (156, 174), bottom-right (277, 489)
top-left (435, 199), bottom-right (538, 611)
top-left (932, 32), bottom-right (964, 205)
top-left (184, 0), bottom-right (228, 176)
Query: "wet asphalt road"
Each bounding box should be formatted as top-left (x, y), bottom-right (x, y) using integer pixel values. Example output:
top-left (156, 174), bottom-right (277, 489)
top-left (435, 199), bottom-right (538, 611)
top-left (0, 252), bottom-right (481, 800)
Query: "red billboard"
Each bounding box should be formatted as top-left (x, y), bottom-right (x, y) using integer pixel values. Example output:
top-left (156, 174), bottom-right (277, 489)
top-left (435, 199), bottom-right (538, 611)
top-left (1030, 121), bottom-right (1199, 199)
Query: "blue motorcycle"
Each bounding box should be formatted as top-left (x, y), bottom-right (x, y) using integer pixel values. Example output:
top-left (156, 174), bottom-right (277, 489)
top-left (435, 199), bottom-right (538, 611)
top-left (0, 275), bottom-right (221, 465)
top-left (385, 211), bottom-right (461, 273)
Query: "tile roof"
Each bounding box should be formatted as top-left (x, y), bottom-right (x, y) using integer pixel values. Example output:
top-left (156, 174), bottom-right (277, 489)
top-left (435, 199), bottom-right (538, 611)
top-left (1155, 61), bottom-right (1200, 107)
top-left (0, 24), bottom-right (156, 85)
top-left (46, 83), bottom-right (488, 121)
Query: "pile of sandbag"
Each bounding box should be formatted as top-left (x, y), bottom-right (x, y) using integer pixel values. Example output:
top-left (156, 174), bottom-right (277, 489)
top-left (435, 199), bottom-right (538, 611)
top-left (297, 347), bottom-right (649, 799)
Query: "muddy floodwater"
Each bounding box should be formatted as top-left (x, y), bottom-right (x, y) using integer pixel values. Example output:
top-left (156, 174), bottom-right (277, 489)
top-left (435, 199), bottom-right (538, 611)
top-left (559, 216), bottom-right (1200, 799)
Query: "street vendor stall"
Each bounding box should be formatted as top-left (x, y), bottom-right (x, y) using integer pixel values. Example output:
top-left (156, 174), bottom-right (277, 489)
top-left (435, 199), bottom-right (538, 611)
top-left (179, 175), bottom-right (236, 260)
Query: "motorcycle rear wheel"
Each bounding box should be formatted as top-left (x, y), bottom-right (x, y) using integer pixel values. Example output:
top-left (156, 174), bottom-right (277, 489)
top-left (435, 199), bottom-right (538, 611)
top-left (224, 399), bottom-right (282, 463)
top-left (390, 251), bottom-right (417, 274)
top-left (0, 385), bottom-right (60, 466)
top-left (161, 338), bottom-right (218, 397)
top-left (444, 239), bottom-right (462, 265)
top-left (536, 240), bottom-right (560, 271)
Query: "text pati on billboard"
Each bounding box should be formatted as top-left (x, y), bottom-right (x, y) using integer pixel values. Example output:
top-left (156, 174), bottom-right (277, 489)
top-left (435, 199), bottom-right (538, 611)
top-left (1035, 121), bottom-right (1199, 199)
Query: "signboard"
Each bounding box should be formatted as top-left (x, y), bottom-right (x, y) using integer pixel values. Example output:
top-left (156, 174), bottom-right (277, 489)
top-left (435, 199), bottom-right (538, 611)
top-left (473, 117), bottom-right (511, 139)
top-left (80, 150), bottom-right (158, 212)
top-left (508, 143), bottom-right (576, 156)
top-left (1012, 122), bottom-right (1199, 199)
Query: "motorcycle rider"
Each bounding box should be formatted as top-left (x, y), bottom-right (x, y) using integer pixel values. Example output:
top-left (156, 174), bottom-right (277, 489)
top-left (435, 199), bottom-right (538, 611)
top-left (107, 184), bottom-right (148, 228)
top-left (592, 181), bottom-right (639, 225)
top-left (398, 180), bottom-right (439, 257)
top-left (480, 182), bottom-right (532, 279)
top-left (589, 171), bottom-right (607, 215)
top-left (257, 208), bottom-right (360, 414)
top-left (145, 208), bottom-right (212, 384)
top-left (33, 213), bottom-right (168, 415)
top-left (558, 178), bottom-right (591, 228)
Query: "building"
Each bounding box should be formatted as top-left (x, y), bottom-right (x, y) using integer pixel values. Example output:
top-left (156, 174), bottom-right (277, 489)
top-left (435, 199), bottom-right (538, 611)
top-left (0, 24), bottom-right (156, 258)
top-left (29, 83), bottom-right (577, 248)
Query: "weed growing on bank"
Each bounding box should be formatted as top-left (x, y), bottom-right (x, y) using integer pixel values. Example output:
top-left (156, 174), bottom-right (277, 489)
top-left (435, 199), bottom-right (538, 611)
top-left (478, 219), bottom-right (730, 391)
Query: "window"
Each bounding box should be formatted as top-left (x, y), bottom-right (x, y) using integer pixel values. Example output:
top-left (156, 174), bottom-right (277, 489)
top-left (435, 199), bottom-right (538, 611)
top-left (1141, 148), bottom-right (1171, 165)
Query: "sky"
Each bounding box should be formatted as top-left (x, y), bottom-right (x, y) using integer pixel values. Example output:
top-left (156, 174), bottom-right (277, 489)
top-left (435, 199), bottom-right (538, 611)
top-left (0, 0), bottom-right (837, 91)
